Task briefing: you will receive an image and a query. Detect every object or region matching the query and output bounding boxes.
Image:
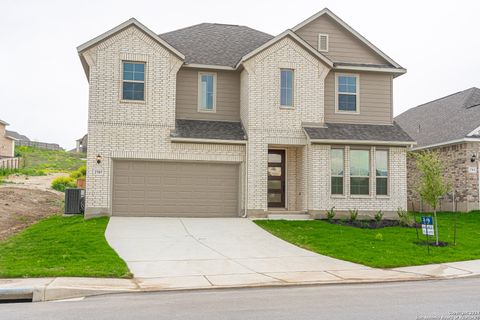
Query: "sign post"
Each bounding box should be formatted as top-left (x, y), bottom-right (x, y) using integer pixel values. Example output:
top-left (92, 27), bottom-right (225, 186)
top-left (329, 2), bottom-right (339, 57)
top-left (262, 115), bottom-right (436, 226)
top-left (421, 216), bottom-right (434, 254)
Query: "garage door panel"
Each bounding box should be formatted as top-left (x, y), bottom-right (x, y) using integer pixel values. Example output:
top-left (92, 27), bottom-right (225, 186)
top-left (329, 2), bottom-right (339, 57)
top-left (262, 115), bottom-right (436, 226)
top-left (113, 160), bottom-right (239, 217)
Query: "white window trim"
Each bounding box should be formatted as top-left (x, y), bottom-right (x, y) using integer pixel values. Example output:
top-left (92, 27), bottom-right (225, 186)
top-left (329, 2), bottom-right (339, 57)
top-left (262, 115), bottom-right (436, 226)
top-left (335, 73), bottom-right (360, 114)
top-left (375, 149), bottom-right (389, 197)
top-left (280, 69), bottom-right (294, 108)
top-left (197, 72), bottom-right (217, 113)
top-left (120, 61), bottom-right (146, 103)
top-left (330, 148), bottom-right (345, 195)
top-left (318, 33), bottom-right (329, 52)
top-left (349, 148), bottom-right (370, 196)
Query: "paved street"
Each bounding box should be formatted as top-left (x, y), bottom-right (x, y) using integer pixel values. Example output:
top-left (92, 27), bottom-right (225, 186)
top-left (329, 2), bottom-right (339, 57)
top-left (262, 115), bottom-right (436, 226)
top-left (2, 278), bottom-right (479, 320)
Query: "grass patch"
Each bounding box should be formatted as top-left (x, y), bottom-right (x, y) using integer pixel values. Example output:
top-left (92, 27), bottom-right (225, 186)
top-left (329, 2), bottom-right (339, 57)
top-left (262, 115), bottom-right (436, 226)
top-left (15, 146), bottom-right (86, 174)
top-left (0, 216), bottom-right (131, 278)
top-left (255, 211), bottom-right (480, 268)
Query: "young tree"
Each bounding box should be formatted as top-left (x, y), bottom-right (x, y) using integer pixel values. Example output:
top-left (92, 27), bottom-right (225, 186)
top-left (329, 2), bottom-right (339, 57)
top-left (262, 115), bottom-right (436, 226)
top-left (414, 151), bottom-right (450, 245)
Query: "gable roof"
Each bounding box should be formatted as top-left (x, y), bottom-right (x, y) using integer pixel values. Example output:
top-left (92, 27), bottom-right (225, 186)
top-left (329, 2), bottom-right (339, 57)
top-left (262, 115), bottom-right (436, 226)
top-left (160, 23), bottom-right (273, 68)
top-left (395, 87), bottom-right (480, 149)
top-left (291, 8), bottom-right (402, 69)
top-left (77, 18), bottom-right (185, 59)
top-left (237, 30), bottom-right (333, 68)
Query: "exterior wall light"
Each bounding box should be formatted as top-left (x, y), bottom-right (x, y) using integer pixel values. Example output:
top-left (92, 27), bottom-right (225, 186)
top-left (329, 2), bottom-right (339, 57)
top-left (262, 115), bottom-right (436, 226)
top-left (471, 154), bottom-right (477, 163)
top-left (96, 154), bottom-right (103, 164)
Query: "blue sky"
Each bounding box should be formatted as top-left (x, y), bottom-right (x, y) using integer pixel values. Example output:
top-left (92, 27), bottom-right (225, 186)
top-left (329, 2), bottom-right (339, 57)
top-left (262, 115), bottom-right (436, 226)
top-left (1, 0), bottom-right (479, 149)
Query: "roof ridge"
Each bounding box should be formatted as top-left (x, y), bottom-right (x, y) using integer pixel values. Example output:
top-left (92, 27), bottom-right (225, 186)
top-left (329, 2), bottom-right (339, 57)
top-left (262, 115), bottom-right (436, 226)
top-left (400, 88), bottom-right (474, 115)
top-left (159, 23), bottom-right (208, 36)
top-left (463, 87), bottom-right (480, 109)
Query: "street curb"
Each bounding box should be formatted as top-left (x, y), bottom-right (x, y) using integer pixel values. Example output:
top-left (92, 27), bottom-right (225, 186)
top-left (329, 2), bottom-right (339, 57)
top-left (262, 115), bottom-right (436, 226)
top-left (2, 273), bottom-right (480, 302)
top-left (0, 288), bottom-right (33, 301)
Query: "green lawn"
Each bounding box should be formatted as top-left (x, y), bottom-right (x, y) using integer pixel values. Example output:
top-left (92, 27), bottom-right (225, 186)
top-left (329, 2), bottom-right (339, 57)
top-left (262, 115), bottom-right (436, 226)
top-left (255, 212), bottom-right (480, 268)
top-left (1, 147), bottom-right (85, 179)
top-left (0, 216), bottom-right (131, 278)
top-left (13, 146), bottom-right (86, 175)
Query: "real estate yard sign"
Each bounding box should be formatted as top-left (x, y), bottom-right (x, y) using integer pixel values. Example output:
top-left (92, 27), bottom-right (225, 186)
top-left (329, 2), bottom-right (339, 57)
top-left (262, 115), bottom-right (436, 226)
top-left (422, 216), bottom-right (434, 254)
top-left (421, 216), bottom-right (434, 236)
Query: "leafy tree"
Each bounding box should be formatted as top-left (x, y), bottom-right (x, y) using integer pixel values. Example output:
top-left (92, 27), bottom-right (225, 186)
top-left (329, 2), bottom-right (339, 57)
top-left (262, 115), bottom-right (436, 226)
top-left (414, 151), bottom-right (450, 245)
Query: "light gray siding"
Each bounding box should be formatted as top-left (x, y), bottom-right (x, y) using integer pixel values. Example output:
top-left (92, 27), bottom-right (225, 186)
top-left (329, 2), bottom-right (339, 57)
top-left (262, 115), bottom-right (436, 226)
top-left (324, 71), bottom-right (393, 124)
top-left (176, 68), bottom-right (241, 121)
top-left (295, 14), bottom-right (389, 65)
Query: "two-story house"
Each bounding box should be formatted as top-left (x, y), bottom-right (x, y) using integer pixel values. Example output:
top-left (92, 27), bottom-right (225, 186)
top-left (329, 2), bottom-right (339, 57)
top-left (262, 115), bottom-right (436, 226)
top-left (78, 8), bottom-right (414, 219)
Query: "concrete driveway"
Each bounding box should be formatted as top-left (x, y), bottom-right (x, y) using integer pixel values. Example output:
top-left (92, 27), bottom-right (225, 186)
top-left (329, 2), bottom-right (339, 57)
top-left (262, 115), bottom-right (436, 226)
top-left (105, 217), bottom-right (402, 287)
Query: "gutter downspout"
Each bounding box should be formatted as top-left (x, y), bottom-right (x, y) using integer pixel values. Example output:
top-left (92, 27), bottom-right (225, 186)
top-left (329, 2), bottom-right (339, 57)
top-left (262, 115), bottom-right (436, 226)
top-left (242, 141), bottom-right (249, 218)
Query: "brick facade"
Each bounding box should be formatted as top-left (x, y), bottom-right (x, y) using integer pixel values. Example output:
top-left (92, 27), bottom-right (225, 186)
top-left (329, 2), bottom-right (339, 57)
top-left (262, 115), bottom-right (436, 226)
top-left (407, 142), bottom-right (480, 212)
top-left (82, 24), bottom-right (409, 218)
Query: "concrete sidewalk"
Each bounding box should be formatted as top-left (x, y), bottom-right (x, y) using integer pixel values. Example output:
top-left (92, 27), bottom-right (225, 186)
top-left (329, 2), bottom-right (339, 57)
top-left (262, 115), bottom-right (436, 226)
top-left (1, 260), bottom-right (480, 302)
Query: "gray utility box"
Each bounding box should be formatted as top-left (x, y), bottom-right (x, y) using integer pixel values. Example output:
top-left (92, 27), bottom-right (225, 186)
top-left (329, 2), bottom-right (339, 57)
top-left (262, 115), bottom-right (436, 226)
top-left (65, 188), bottom-right (85, 214)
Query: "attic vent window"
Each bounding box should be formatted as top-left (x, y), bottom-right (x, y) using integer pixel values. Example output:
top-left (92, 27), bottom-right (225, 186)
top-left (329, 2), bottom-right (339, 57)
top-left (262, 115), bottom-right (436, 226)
top-left (318, 34), bottom-right (329, 52)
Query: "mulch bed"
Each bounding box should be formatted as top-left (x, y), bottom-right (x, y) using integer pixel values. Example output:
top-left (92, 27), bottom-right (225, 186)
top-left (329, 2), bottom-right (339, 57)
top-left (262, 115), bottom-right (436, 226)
top-left (327, 219), bottom-right (421, 229)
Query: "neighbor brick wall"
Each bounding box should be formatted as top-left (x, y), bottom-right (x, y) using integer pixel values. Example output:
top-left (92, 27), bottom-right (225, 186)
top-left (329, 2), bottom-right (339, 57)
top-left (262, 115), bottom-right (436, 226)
top-left (407, 142), bottom-right (480, 212)
top-left (83, 26), bottom-right (245, 217)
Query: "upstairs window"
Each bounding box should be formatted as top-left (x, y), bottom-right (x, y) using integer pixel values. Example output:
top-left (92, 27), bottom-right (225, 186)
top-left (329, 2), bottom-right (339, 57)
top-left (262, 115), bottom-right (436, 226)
top-left (350, 149), bottom-right (370, 195)
top-left (318, 34), bottom-right (329, 52)
top-left (198, 72), bottom-right (216, 112)
top-left (280, 69), bottom-right (294, 107)
top-left (331, 148), bottom-right (344, 195)
top-left (122, 62), bottom-right (145, 101)
top-left (336, 74), bottom-right (359, 112)
top-left (375, 150), bottom-right (389, 195)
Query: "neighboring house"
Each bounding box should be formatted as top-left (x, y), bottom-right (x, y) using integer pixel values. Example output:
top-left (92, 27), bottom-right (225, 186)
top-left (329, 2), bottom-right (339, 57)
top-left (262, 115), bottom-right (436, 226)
top-left (76, 134), bottom-right (88, 153)
top-left (396, 88), bottom-right (480, 212)
top-left (5, 130), bottom-right (30, 142)
top-left (77, 8), bottom-right (414, 219)
top-left (0, 119), bottom-right (15, 158)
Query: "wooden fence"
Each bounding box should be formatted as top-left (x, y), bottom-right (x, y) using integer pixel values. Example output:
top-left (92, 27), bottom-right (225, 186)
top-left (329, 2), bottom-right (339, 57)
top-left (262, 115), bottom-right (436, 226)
top-left (16, 140), bottom-right (62, 151)
top-left (0, 157), bottom-right (20, 169)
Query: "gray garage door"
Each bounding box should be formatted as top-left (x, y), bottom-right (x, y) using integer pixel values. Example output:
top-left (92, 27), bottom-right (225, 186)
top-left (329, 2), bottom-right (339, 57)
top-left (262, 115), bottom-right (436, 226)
top-left (112, 160), bottom-right (240, 217)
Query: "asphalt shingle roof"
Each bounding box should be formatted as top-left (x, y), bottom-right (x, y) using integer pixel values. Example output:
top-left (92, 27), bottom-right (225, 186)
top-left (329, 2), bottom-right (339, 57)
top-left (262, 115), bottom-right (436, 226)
top-left (5, 130), bottom-right (29, 141)
top-left (303, 122), bottom-right (413, 143)
top-left (172, 119), bottom-right (246, 141)
top-left (160, 23), bottom-right (273, 67)
top-left (395, 87), bottom-right (480, 148)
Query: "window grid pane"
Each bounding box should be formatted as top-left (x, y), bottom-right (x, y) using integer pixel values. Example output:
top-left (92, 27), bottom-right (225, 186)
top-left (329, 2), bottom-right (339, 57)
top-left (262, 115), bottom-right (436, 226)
top-left (331, 148), bottom-right (344, 195)
top-left (350, 149), bottom-right (370, 195)
top-left (122, 62), bottom-right (145, 101)
top-left (200, 74), bottom-right (215, 110)
top-left (376, 177), bottom-right (388, 195)
top-left (351, 177), bottom-right (370, 195)
top-left (337, 75), bottom-right (357, 112)
top-left (280, 69), bottom-right (293, 107)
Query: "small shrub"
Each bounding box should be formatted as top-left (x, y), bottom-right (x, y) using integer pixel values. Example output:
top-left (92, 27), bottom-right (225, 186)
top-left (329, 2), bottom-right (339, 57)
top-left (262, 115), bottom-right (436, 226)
top-left (374, 210), bottom-right (384, 222)
top-left (70, 165), bottom-right (86, 179)
top-left (0, 168), bottom-right (19, 177)
top-left (18, 168), bottom-right (46, 176)
top-left (375, 233), bottom-right (384, 241)
top-left (397, 207), bottom-right (414, 227)
top-left (349, 209), bottom-right (359, 222)
top-left (326, 207), bottom-right (336, 221)
top-left (51, 176), bottom-right (76, 192)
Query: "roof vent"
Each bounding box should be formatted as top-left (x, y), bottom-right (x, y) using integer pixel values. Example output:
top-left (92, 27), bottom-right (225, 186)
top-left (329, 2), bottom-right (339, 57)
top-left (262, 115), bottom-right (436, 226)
top-left (318, 34), bottom-right (329, 52)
